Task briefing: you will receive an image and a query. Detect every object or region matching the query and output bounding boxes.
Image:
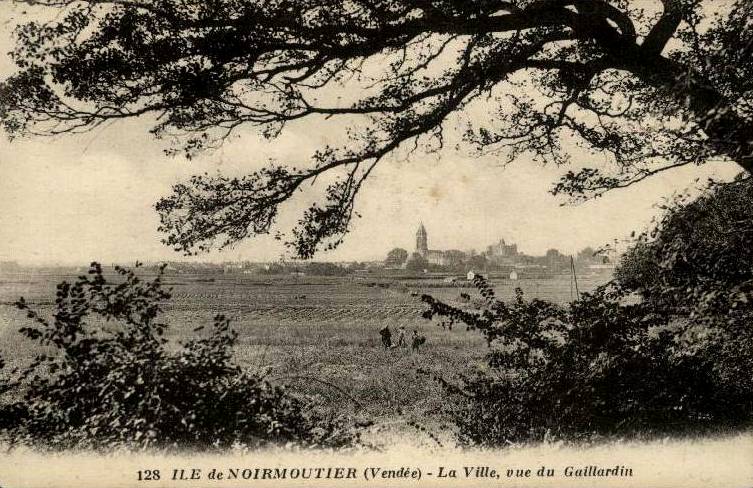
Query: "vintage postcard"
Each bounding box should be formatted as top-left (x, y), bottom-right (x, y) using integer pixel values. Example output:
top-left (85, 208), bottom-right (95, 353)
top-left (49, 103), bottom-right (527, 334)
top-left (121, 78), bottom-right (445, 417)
top-left (0, 0), bottom-right (751, 487)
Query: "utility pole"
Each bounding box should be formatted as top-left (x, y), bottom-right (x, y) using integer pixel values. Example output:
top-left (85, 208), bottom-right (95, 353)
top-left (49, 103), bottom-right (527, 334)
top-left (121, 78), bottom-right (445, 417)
top-left (570, 256), bottom-right (580, 299)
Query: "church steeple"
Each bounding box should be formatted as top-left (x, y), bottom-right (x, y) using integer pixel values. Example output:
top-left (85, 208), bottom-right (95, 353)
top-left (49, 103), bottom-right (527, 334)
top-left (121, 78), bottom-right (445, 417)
top-left (416, 222), bottom-right (428, 256)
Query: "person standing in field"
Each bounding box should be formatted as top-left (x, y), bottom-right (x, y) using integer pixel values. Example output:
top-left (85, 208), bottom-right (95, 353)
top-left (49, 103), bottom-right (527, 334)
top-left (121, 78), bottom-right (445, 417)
top-left (411, 330), bottom-right (426, 353)
top-left (396, 325), bottom-right (407, 348)
top-left (379, 325), bottom-right (392, 349)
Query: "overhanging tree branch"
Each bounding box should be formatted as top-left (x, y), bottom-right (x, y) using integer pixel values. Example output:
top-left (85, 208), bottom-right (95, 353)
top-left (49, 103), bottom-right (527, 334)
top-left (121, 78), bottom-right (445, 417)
top-left (2, 0), bottom-right (752, 257)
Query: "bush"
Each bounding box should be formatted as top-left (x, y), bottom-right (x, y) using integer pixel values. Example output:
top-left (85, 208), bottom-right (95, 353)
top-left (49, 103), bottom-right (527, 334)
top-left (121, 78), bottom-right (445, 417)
top-left (1, 263), bottom-right (354, 451)
top-left (421, 179), bottom-right (753, 446)
top-left (0, 356), bottom-right (26, 432)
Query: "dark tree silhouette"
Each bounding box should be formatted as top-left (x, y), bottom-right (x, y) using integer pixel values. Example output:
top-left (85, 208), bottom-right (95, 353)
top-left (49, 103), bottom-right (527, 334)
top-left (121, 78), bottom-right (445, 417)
top-left (385, 247), bottom-right (409, 267)
top-left (1, 0), bottom-right (752, 257)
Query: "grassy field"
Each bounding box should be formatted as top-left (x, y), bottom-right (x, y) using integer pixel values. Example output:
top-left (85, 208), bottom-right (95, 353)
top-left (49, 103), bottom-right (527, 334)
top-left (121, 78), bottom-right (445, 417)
top-left (0, 269), bottom-right (611, 447)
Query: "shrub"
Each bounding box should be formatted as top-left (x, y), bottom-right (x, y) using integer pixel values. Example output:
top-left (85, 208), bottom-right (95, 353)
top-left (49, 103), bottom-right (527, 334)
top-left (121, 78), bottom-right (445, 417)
top-left (421, 179), bottom-right (753, 446)
top-left (0, 356), bottom-right (26, 432)
top-left (2, 263), bottom-right (354, 451)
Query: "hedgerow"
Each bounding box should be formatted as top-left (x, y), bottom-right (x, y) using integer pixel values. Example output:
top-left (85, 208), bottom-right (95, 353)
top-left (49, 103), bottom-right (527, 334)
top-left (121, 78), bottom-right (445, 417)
top-left (0, 263), bottom-right (355, 451)
top-left (421, 178), bottom-right (753, 446)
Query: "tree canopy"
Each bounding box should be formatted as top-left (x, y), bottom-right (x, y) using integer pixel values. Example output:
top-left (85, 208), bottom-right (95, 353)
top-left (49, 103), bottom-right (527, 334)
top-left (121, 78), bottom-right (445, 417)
top-left (385, 247), bottom-right (408, 267)
top-left (418, 178), bottom-right (753, 445)
top-left (1, 0), bottom-right (752, 257)
top-left (615, 176), bottom-right (753, 316)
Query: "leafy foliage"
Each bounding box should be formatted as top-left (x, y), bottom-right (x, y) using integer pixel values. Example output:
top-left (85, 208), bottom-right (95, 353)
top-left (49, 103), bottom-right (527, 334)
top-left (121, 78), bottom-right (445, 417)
top-left (1, 262), bottom-right (354, 451)
top-left (2, 1), bottom-right (753, 256)
top-left (385, 248), bottom-right (409, 267)
top-left (616, 177), bottom-right (753, 313)
top-left (421, 178), bottom-right (753, 446)
top-left (0, 356), bottom-right (26, 433)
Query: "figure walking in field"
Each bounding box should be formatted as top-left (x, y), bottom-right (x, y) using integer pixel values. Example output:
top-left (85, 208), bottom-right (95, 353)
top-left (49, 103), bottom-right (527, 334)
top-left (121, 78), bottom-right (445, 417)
top-left (379, 325), bottom-right (392, 349)
top-left (411, 330), bottom-right (426, 353)
top-left (396, 325), bottom-right (407, 348)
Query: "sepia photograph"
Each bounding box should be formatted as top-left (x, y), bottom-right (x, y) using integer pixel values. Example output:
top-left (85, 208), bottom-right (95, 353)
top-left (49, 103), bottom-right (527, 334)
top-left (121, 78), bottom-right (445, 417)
top-left (0, 0), bottom-right (751, 486)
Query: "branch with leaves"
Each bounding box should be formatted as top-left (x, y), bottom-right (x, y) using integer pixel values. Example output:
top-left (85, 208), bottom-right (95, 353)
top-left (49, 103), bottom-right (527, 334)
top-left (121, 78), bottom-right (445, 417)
top-left (2, 0), bottom-right (753, 256)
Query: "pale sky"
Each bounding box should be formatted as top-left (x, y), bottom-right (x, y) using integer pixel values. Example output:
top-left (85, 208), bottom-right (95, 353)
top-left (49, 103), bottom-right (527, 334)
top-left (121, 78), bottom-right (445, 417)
top-left (0, 3), bottom-right (743, 265)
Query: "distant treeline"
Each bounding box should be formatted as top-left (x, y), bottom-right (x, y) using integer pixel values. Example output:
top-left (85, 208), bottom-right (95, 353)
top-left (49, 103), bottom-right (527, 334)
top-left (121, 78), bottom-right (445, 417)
top-left (143, 261), bottom-right (372, 276)
top-left (258, 262), bottom-right (366, 276)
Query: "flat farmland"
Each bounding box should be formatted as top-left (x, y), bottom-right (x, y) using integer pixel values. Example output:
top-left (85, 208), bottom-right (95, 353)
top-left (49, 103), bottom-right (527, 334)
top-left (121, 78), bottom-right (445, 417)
top-left (0, 269), bottom-right (610, 446)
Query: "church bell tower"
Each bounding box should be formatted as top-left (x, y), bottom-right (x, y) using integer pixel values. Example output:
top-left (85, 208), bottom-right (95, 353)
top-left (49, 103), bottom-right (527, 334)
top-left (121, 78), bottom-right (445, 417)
top-left (416, 223), bottom-right (428, 256)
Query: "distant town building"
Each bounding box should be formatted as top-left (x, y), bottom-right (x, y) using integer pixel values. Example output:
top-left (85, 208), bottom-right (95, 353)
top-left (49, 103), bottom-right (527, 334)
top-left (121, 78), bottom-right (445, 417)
top-left (486, 239), bottom-right (519, 266)
top-left (416, 223), bottom-right (428, 254)
top-left (415, 223), bottom-right (468, 266)
top-left (403, 222), bottom-right (613, 275)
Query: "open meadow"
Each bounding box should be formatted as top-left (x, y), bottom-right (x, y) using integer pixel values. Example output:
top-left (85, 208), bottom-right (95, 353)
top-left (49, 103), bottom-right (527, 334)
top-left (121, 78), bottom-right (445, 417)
top-left (0, 268), bottom-right (611, 446)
